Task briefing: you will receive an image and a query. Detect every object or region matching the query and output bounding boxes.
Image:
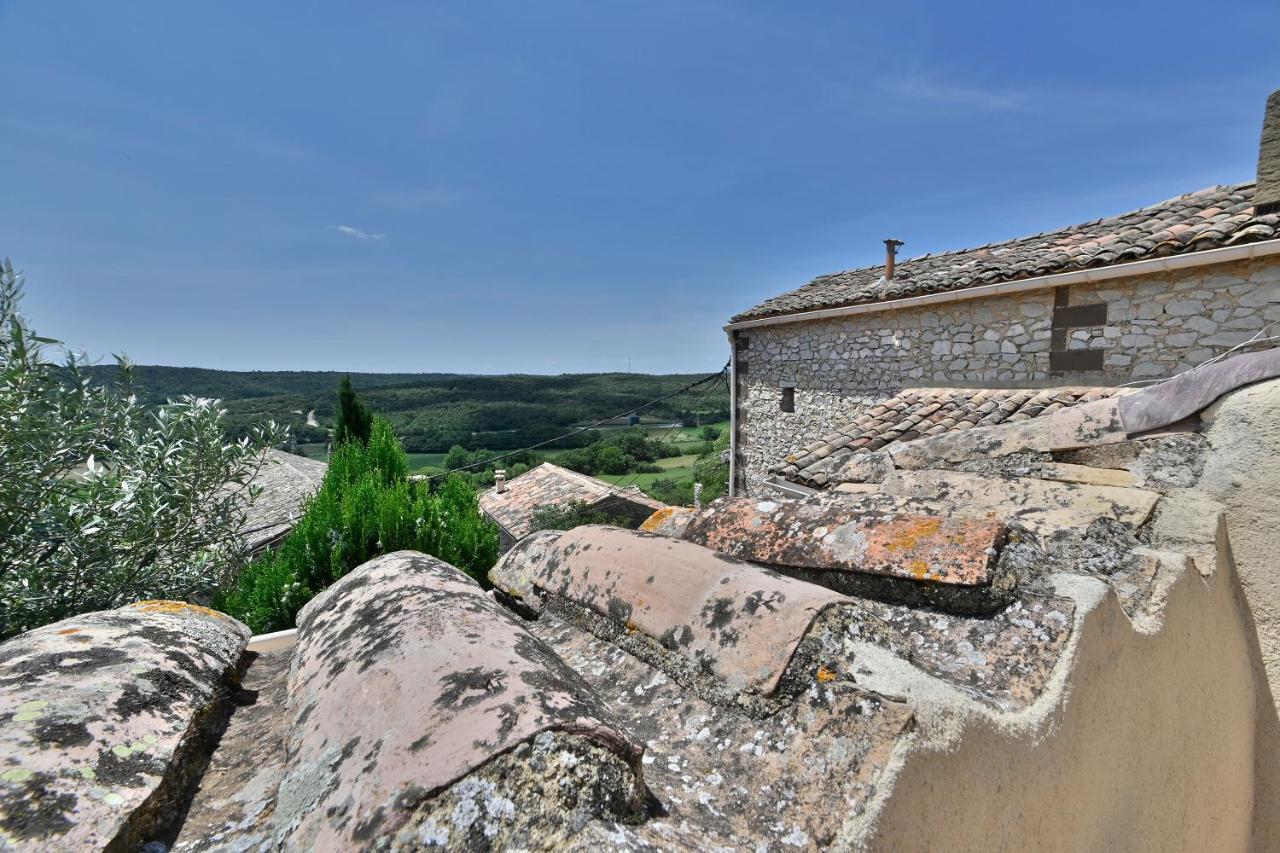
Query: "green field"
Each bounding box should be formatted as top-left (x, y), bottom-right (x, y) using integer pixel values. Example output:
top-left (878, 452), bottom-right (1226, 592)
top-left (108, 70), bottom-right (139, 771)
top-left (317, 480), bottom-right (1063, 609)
top-left (597, 468), bottom-right (696, 490)
top-left (405, 447), bottom-right (574, 473)
top-left (289, 424), bottom-right (726, 490)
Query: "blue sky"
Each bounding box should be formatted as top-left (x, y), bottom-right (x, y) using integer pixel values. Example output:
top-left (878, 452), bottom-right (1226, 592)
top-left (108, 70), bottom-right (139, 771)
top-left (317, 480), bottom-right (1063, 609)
top-left (3, 1), bottom-right (1278, 374)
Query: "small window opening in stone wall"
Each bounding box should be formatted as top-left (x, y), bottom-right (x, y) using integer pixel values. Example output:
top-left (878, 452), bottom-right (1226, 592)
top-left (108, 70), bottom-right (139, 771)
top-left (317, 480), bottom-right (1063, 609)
top-left (780, 386), bottom-right (795, 413)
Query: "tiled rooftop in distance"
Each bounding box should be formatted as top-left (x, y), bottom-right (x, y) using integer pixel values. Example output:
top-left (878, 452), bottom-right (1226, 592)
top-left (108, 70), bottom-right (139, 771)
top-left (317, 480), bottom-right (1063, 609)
top-left (734, 182), bottom-right (1279, 322)
top-left (241, 449), bottom-right (328, 552)
top-left (479, 462), bottom-right (666, 540)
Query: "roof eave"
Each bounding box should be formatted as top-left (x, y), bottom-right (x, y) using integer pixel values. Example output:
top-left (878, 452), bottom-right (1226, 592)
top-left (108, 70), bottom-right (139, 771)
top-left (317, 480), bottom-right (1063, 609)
top-left (725, 238), bottom-right (1280, 333)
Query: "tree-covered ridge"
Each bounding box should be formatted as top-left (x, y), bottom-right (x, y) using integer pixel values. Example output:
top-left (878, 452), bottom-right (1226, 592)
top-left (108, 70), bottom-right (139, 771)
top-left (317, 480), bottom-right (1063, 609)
top-left (85, 366), bottom-right (730, 453)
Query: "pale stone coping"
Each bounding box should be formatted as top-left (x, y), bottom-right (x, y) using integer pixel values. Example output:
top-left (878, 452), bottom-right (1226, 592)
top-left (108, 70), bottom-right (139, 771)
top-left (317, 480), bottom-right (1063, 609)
top-left (246, 627), bottom-right (298, 652)
top-left (724, 238), bottom-right (1280, 331)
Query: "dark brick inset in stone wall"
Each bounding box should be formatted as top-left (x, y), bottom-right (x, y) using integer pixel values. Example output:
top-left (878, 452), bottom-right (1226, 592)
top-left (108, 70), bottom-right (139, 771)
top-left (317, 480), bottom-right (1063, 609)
top-left (1050, 286), bottom-right (1107, 375)
top-left (1049, 349), bottom-right (1105, 373)
top-left (1052, 303), bottom-right (1108, 328)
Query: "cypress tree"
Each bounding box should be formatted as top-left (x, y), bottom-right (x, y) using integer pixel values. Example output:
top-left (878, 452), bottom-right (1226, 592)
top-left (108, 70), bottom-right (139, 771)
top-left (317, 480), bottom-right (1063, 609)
top-left (333, 375), bottom-right (373, 446)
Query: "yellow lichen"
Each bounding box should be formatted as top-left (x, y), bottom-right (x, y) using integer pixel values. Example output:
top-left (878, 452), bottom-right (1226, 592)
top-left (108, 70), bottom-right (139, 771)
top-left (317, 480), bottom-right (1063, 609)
top-left (882, 517), bottom-right (943, 553)
top-left (1, 768), bottom-right (32, 784)
top-left (639, 506), bottom-right (679, 532)
top-left (127, 600), bottom-right (229, 620)
top-left (56, 627), bottom-right (81, 635)
top-left (816, 666), bottom-right (837, 683)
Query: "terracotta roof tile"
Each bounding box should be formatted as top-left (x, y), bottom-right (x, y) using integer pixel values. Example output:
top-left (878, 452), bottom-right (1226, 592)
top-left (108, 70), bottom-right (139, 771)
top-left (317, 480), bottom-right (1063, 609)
top-left (733, 183), bottom-right (1278, 322)
top-left (776, 386), bottom-right (1123, 487)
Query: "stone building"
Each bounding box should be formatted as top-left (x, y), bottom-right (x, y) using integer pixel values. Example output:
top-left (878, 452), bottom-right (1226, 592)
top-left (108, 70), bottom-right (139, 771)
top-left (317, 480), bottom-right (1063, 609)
top-left (726, 89), bottom-right (1280, 497)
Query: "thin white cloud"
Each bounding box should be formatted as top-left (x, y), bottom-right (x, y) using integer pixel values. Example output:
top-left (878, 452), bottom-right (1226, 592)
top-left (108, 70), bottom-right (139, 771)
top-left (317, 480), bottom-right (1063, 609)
top-left (879, 74), bottom-right (1027, 112)
top-left (330, 224), bottom-right (386, 242)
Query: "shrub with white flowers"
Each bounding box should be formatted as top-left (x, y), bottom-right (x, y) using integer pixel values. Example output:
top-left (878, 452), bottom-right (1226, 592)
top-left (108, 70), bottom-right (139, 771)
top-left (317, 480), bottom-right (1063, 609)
top-left (0, 260), bottom-right (283, 637)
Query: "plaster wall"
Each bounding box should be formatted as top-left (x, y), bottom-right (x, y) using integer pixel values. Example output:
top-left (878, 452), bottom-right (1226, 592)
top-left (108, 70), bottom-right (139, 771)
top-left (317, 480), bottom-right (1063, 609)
top-left (851, 540), bottom-right (1264, 852)
top-left (735, 257), bottom-right (1280, 494)
top-left (1197, 378), bottom-right (1280, 849)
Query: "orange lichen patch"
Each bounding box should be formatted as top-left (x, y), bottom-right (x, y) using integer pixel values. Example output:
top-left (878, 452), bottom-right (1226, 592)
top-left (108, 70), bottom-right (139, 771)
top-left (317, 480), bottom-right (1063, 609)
top-left (127, 600), bottom-right (230, 620)
top-left (684, 497), bottom-right (1006, 587)
top-left (816, 665), bottom-right (837, 683)
top-left (881, 517), bottom-right (943, 553)
top-left (640, 506), bottom-right (679, 532)
top-left (56, 628), bottom-right (80, 635)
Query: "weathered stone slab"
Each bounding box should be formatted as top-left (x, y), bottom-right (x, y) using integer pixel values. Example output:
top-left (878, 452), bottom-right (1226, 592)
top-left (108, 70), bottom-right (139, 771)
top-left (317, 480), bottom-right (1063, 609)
top-left (488, 529), bottom-right (563, 610)
top-left (1040, 462), bottom-right (1136, 488)
top-left (0, 601), bottom-right (250, 851)
top-left (638, 505), bottom-right (697, 538)
top-left (828, 593), bottom-right (1076, 712)
top-left (1120, 347), bottom-right (1280, 434)
top-left (1045, 397), bottom-right (1128, 450)
top-left (171, 647), bottom-right (292, 853)
top-left (888, 418), bottom-right (1052, 469)
top-left (682, 497), bottom-right (1006, 587)
top-left (833, 482), bottom-right (882, 494)
top-left (274, 550), bottom-right (642, 850)
top-left (489, 527), bottom-right (851, 696)
top-left (879, 470), bottom-right (1160, 540)
top-left (886, 396), bottom-right (1133, 470)
top-left (530, 615), bottom-right (915, 850)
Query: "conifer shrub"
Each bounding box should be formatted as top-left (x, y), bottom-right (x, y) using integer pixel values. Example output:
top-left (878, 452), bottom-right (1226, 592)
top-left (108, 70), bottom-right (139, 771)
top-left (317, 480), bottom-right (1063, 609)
top-left (333, 374), bottom-right (373, 446)
top-left (215, 417), bottom-right (500, 633)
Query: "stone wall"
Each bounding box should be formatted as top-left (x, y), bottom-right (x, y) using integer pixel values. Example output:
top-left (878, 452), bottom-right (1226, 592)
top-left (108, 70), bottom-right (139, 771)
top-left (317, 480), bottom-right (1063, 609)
top-left (735, 257), bottom-right (1280, 494)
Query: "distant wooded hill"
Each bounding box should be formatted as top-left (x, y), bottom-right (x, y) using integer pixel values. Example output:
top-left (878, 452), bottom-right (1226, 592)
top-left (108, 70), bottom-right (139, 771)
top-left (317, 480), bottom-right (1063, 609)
top-left (83, 365), bottom-right (730, 453)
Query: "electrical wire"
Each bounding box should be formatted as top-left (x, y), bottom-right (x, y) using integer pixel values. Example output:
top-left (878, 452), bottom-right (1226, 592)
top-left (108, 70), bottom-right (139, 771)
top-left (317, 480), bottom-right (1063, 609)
top-left (421, 362), bottom-right (730, 482)
top-left (603, 367), bottom-right (729, 499)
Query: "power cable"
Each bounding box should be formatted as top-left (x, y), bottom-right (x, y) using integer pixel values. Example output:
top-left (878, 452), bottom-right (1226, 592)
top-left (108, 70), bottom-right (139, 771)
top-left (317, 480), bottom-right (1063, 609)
top-left (422, 362), bottom-right (730, 482)
top-left (604, 368), bottom-right (728, 498)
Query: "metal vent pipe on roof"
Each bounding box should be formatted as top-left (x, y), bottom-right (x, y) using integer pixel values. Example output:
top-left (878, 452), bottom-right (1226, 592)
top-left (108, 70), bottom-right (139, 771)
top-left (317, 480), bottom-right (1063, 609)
top-left (884, 239), bottom-right (905, 279)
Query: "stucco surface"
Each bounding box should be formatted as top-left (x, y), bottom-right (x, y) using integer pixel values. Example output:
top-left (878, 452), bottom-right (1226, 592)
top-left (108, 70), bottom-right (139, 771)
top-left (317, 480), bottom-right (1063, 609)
top-left (857, 554), bottom-right (1259, 852)
top-left (1198, 378), bottom-right (1280, 848)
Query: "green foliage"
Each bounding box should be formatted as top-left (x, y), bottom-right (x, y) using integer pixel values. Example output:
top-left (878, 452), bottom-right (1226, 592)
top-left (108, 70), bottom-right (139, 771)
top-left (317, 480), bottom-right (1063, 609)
top-left (0, 260), bottom-right (283, 638)
top-left (333, 375), bottom-right (373, 447)
top-left (85, 366), bottom-right (730, 453)
top-left (641, 433), bottom-right (729, 507)
top-left (555, 428), bottom-right (678, 477)
top-left (215, 417), bottom-right (499, 633)
top-left (530, 500), bottom-right (627, 533)
top-left (699, 425), bottom-right (721, 441)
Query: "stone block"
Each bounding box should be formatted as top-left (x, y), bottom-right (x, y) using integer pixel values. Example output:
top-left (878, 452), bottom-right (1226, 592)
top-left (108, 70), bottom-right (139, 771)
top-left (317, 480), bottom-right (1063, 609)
top-left (0, 602), bottom-right (250, 851)
top-left (879, 470), bottom-right (1160, 543)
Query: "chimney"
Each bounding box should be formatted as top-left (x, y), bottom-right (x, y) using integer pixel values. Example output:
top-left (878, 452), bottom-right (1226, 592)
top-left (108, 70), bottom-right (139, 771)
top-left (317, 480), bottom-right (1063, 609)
top-left (1258, 89), bottom-right (1280, 216)
top-left (884, 239), bottom-right (905, 279)
top-left (494, 469), bottom-right (507, 494)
